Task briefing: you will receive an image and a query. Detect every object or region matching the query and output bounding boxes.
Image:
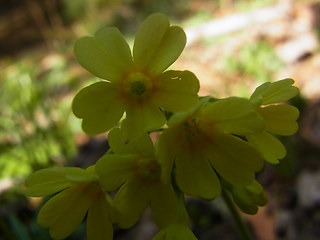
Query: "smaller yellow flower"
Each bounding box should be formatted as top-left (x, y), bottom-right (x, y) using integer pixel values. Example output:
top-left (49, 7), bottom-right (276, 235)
top-left (96, 128), bottom-right (178, 229)
top-left (157, 97), bottom-right (265, 200)
top-left (25, 166), bottom-right (112, 240)
top-left (247, 79), bottom-right (299, 163)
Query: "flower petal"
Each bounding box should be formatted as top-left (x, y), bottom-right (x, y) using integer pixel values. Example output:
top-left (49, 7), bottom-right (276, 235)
top-left (87, 193), bottom-right (113, 240)
top-left (156, 129), bottom-right (178, 183)
top-left (25, 167), bottom-right (83, 197)
top-left (145, 26), bottom-right (186, 75)
top-left (247, 131), bottom-right (286, 164)
top-left (150, 183), bottom-right (178, 228)
top-left (74, 28), bottom-right (133, 81)
top-left (201, 97), bottom-right (265, 135)
top-left (112, 180), bottom-right (151, 228)
top-left (96, 154), bottom-right (137, 191)
top-left (121, 103), bottom-right (166, 139)
top-left (72, 82), bottom-right (125, 135)
top-left (229, 180), bottom-right (268, 215)
top-left (175, 150), bottom-right (221, 200)
top-left (167, 97), bottom-right (210, 127)
top-left (133, 13), bottom-right (169, 70)
top-left (258, 104), bottom-right (299, 135)
top-left (37, 185), bottom-right (90, 239)
top-left (250, 78), bottom-right (299, 106)
top-left (108, 127), bottom-right (154, 155)
top-left (152, 225), bottom-right (198, 240)
top-left (95, 27), bottom-right (133, 77)
top-left (153, 70), bottom-right (199, 112)
top-left (133, 13), bottom-right (186, 75)
top-left (207, 133), bottom-right (264, 186)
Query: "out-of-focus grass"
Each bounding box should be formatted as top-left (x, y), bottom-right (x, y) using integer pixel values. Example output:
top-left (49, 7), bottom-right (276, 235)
top-left (222, 40), bottom-right (284, 83)
top-left (234, 0), bottom-right (278, 11)
top-left (0, 56), bottom-right (81, 180)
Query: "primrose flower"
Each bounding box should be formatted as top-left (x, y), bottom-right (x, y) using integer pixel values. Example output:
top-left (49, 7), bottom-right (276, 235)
top-left (247, 79), bottom-right (299, 164)
top-left (72, 13), bottom-right (199, 137)
top-left (223, 180), bottom-right (268, 215)
top-left (95, 128), bottom-right (178, 229)
top-left (25, 166), bottom-right (112, 240)
top-left (157, 97), bottom-right (265, 200)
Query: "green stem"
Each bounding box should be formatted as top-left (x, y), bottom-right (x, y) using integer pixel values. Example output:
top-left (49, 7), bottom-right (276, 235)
top-left (221, 189), bottom-right (254, 240)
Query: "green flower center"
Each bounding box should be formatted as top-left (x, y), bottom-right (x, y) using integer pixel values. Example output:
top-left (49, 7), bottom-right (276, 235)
top-left (123, 72), bottom-right (153, 99)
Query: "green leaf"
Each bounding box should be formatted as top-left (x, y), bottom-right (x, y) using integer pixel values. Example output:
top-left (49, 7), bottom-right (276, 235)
top-left (153, 70), bottom-right (200, 112)
top-left (247, 131), bottom-right (286, 164)
top-left (258, 104), bottom-right (299, 135)
top-left (72, 82), bottom-right (125, 135)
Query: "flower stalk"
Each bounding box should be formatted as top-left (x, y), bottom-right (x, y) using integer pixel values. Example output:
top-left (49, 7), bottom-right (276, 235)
top-left (221, 189), bottom-right (254, 240)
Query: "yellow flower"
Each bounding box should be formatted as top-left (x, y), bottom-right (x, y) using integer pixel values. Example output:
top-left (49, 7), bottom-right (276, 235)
top-left (157, 97), bottom-right (265, 200)
top-left (72, 13), bottom-right (199, 138)
top-left (25, 166), bottom-right (112, 240)
top-left (247, 79), bottom-right (299, 163)
top-left (96, 128), bottom-right (178, 229)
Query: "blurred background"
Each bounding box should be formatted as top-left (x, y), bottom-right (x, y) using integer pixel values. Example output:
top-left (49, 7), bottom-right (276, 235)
top-left (1, 0), bottom-right (320, 239)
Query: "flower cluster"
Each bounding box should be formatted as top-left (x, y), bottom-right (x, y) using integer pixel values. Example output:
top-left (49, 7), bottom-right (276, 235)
top-left (25, 13), bottom-right (299, 239)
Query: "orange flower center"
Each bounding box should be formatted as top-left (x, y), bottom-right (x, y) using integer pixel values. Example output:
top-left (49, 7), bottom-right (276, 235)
top-left (136, 157), bottom-right (161, 180)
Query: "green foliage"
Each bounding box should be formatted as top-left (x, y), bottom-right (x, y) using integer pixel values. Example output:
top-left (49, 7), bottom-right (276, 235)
top-left (223, 40), bottom-right (284, 84)
top-left (234, 0), bottom-right (277, 11)
top-left (0, 58), bottom-right (77, 179)
top-left (24, 13), bottom-right (300, 240)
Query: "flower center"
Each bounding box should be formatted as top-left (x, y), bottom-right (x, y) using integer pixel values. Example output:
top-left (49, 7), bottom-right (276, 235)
top-left (182, 117), bottom-right (213, 149)
top-left (123, 72), bottom-right (153, 99)
top-left (137, 158), bottom-right (160, 180)
top-left (184, 118), bottom-right (201, 136)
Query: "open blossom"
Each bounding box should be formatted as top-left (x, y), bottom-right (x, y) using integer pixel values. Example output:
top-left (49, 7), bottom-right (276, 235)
top-left (247, 78), bottom-right (299, 164)
top-left (157, 97), bottom-right (265, 200)
top-left (25, 166), bottom-right (112, 240)
top-left (95, 128), bottom-right (178, 229)
top-left (72, 13), bottom-right (199, 137)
